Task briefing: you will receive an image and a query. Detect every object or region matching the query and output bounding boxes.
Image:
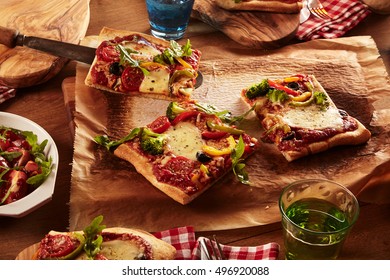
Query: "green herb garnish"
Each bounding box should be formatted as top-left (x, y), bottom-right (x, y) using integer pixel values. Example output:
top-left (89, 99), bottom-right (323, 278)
top-left (116, 44), bottom-right (150, 76)
top-left (94, 128), bottom-right (141, 150)
top-left (154, 40), bottom-right (192, 65)
top-left (231, 136), bottom-right (250, 185)
top-left (83, 215), bottom-right (106, 260)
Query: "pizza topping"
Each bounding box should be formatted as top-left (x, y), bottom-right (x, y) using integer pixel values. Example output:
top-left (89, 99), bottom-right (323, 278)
top-left (283, 105), bottom-right (344, 130)
top-left (153, 156), bottom-right (198, 193)
top-left (166, 101), bottom-right (187, 120)
top-left (202, 135), bottom-right (237, 156)
top-left (147, 116), bottom-right (171, 134)
top-left (196, 151), bottom-right (212, 163)
top-left (82, 215), bottom-right (106, 260)
top-left (140, 128), bottom-right (167, 156)
top-left (36, 233), bottom-right (85, 260)
top-left (206, 120), bottom-right (244, 135)
top-left (166, 122), bottom-right (204, 161)
top-left (101, 232), bottom-right (153, 260)
top-left (109, 62), bottom-right (123, 76)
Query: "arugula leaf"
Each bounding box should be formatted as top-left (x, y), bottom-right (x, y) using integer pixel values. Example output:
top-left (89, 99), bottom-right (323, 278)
top-left (153, 40), bottom-right (193, 65)
top-left (83, 215), bottom-right (106, 260)
top-left (0, 151), bottom-right (22, 162)
top-left (231, 136), bottom-right (250, 185)
top-left (94, 128), bottom-right (141, 150)
top-left (116, 44), bottom-right (150, 76)
top-left (195, 103), bottom-right (255, 125)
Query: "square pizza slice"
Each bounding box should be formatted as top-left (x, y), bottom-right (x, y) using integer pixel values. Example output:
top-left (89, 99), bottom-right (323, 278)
top-left (85, 27), bottom-right (202, 101)
top-left (94, 101), bottom-right (259, 204)
top-left (241, 73), bottom-right (371, 162)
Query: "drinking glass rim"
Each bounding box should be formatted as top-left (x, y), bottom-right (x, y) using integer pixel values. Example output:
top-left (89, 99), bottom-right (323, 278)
top-left (279, 178), bottom-right (360, 234)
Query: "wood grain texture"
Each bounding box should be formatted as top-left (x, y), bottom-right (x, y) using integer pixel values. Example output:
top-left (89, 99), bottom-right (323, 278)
top-left (192, 0), bottom-right (300, 49)
top-left (0, 0), bottom-right (90, 88)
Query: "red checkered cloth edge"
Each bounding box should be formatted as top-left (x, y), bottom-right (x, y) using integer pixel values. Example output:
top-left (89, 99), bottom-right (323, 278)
top-left (0, 86), bottom-right (16, 104)
top-left (296, 0), bottom-right (371, 41)
top-left (153, 227), bottom-right (279, 260)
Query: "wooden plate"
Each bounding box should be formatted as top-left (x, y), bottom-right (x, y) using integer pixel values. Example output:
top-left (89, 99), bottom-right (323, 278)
top-left (15, 243), bottom-right (38, 260)
top-left (0, 0), bottom-right (90, 88)
top-left (192, 0), bottom-right (300, 49)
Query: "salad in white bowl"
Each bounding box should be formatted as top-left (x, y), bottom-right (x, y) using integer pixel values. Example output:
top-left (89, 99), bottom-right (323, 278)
top-left (0, 112), bottom-right (58, 217)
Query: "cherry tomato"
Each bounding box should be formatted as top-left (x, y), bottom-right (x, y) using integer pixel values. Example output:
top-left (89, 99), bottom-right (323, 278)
top-left (37, 234), bottom-right (77, 259)
top-left (96, 42), bottom-right (119, 62)
top-left (121, 67), bottom-right (144, 92)
top-left (1, 170), bottom-right (28, 205)
top-left (147, 116), bottom-right (171, 134)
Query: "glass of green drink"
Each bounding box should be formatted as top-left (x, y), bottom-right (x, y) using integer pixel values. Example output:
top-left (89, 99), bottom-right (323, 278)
top-left (279, 179), bottom-right (359, 260)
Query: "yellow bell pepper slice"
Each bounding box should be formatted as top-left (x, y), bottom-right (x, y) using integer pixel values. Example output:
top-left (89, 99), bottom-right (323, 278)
top-left (292, 91), bottom-right (312, 102)
top-left (140, 61), bottom-right (167, 69)
top-left (284, 76), bottom-right (300, 83)
top-left (176, 57), bottom-right (193, 69)
top-left (202, 136), bottom-right (236, 156)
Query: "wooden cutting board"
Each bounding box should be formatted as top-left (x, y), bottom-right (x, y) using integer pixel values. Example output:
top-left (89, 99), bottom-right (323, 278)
top-left (0, 0), bottom-right (90, 88)
top-left (192, 0), bottom-right (300, 49)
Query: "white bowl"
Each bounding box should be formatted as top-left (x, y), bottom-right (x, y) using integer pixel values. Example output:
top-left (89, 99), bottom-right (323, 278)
top-left (0, 112), bottom-right (59, 217)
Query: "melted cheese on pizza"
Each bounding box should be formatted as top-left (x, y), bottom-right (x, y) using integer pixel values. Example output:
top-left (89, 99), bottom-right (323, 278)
top-left (99, 240), bottom-right (145, 260)
top-left (283, 106), bottom-right (344, 129)
top-left (165, 122), bottom-right (204, 161)
top-left (139, 67), bottom-right (170, 94)
top-left (122, 41), bottom-right (161, 59)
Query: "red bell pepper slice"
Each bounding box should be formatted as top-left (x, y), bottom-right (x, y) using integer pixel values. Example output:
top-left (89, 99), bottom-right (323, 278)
top-left (172, 110), bottom-right (199, 126)
top-left (201, 130), bottom-right (229, 139)
top-left (268, 79), bottom-right (300, 97)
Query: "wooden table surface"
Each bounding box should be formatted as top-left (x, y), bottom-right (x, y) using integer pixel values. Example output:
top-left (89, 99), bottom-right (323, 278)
top-left (1, 1), bottom-right (390, 260)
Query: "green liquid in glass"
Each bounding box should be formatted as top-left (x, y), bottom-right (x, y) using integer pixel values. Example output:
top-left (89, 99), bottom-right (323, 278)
top-left (284, 198), bottom-right (350, 260)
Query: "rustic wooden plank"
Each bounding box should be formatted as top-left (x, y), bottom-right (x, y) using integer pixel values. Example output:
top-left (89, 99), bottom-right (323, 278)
top-left (0, 0), bottom-right (90, 88)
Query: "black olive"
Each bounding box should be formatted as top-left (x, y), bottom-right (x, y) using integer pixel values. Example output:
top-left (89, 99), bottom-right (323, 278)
top-left (109, 62), bottom-right (123, 76)
top-left (196, 151), bottom-right (212, 163)
top-left (338, 109), bottom-right (349, 117)
top-left (282, 131), bottom-right (296, 141)
top-left (286, 82), bottom-right (300, 91)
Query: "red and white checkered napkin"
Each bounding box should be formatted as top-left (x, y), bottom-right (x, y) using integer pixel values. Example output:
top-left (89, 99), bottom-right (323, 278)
top-left (296, 0), bottom-right (371, 41)
top-left (0, 86), bottom-right (16, 104)
top-left (153, 226), bottom-right (280, 260)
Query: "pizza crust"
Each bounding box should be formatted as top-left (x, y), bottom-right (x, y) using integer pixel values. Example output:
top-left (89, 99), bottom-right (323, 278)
top-left (282, 120), bottom-right (371, 162)
top-left (114, 143), bottom-right (210, 205)
top-left (97, 27), bottom-right (171, 48)
top-left (214, 0), bottom-right (303, 13)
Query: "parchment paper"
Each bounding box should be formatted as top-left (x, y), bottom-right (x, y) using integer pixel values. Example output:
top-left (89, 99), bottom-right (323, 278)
top-left (69, 35), bottom-right (390, 232)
